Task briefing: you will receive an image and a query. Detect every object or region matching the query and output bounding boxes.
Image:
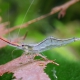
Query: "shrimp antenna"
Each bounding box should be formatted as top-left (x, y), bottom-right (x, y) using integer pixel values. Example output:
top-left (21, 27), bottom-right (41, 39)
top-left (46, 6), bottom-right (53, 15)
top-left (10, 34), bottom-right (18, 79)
top-left (22, 31), bottom-right (28, 40)
top-left (0, 37), bottom-right (20, 47)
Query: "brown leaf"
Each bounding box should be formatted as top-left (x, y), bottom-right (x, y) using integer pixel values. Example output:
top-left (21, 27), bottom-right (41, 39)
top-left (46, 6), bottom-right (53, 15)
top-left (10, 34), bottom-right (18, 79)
top-left (0, 22), bottom-right (9, 36)
top-left (0, 22), bottom-right (10, 48)
top-left (12, 61), bottom-right (51, 80)
top-left (0, 20), bottom-right (25, 48)
top-left (0, 54), bottom-right (54, 80)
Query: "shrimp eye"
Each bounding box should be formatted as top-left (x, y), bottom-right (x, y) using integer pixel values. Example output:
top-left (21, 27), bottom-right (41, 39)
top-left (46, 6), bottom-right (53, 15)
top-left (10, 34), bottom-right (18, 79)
top-left (22, 45), bottom-right (24, 47)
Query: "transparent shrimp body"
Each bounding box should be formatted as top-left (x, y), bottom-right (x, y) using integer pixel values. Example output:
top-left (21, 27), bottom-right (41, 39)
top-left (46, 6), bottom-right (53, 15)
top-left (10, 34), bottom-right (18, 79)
top-left (21, 37), bottom-right (79, 53)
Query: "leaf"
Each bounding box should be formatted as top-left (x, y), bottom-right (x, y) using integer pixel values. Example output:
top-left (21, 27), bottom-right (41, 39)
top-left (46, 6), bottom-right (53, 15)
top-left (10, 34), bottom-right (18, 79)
top-left (0, 54), bottom-right (56, 80)
top-left (0, 73), bottom-right (14, 80)
top-left (0, 22), bottom-right (10, 48)
top-left (0, 22), bottom-right (24, 48)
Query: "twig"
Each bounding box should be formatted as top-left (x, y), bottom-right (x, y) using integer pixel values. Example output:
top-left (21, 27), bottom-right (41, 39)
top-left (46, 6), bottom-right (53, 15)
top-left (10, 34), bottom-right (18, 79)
top-left (5, 0), bottom-right (79, 33)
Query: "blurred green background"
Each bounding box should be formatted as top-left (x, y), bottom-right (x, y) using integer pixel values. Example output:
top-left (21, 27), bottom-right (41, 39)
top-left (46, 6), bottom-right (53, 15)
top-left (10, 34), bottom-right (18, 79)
top-left (0, 0), bottom-right (80, 80)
